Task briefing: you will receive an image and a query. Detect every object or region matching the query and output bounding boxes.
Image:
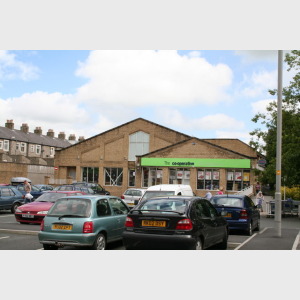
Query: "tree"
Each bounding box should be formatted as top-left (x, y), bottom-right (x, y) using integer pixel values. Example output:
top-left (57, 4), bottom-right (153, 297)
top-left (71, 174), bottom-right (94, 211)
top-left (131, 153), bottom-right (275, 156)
top-left (250, 50), bottom-right (300, 189)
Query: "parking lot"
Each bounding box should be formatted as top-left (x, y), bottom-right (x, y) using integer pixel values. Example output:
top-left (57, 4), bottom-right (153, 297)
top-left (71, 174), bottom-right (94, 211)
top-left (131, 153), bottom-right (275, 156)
top-left (1, 209), bottom-right (299, 250)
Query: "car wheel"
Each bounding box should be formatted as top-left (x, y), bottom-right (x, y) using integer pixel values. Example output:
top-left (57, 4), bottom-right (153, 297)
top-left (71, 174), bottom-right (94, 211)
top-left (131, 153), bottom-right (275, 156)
top-left (43, 244), bottom-right (58, 250)
top-left (255, 218), bottom-right (260, 231)
top-left (195, 237), bottom-right (203, 250)
top-left (247, 222), bottom-right (253, 236)
top-left (218, 229), bottom-right (228, 250)
top-left (92, 233), bottom-right (106, 250)
top-left (11, 203), bottom-right (20, 214)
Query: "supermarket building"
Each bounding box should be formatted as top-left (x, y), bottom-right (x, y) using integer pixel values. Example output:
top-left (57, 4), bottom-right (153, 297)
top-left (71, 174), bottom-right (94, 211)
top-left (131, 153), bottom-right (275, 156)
top-left (53, 118), bottom-right (264, 197)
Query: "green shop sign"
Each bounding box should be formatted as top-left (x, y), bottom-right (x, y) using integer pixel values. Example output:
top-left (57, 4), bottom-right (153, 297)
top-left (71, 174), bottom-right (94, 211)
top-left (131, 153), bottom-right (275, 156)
top-left (141, 158), bottom-right (251, 168)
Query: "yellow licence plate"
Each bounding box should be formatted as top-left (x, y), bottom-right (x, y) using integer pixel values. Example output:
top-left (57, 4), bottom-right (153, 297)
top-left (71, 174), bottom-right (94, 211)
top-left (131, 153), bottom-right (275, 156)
top-left (142, 220), bottom-right (166, 227)
top-left (52, 224), bottom-right (73, 230)
top-left (225, 213), bottom-right (232, 218)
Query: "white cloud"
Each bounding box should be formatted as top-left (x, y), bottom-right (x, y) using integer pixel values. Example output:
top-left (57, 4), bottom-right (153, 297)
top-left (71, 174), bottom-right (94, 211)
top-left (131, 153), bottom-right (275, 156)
top-left (241, 70), bottom-right (277, 98)
top-left (75, 50), bottom-right (233, 106)
top-left (251, 99), bottom-right (274, 115)
top-left (0, 91), bottom-right (90, 138)
top-left (216, 130), bottom-right (252, 144)
top-left (157, 108), bottom-right (244, 132)
top-left (0, 50), bottom-right (39, 81)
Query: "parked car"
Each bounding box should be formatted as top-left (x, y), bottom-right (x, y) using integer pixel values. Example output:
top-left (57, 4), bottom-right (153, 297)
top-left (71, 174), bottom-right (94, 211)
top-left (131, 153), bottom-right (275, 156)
top-left (38, 195), bottom-right (130, 250)
top-left (15, 184), bottom-right (44, 200)
top-left (210, 194), bottom-right (260, 236)
top-left (121, 188), bottom-right (147, 207)
top-left (122, 196), bottom-right (228, 250)
top-left (35, 184), bottom-right (54, 192)
top-left (136, 184), bottom-right (194, 205)
top-left (0, 185), bottom-right (24, 213)
top-left (71, 182), bottom-right (110, 195)
top-left (54, 185), bottom-right (95, 194)
top-left (14, 191), bottom-right (87, 224)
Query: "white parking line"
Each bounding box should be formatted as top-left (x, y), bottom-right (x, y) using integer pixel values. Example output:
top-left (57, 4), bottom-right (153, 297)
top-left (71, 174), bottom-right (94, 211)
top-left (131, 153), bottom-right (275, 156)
top-left (292, 230), bottom-right (300, 250)
top-left (0, 236), bottom-right (9, 240)
top-left (258, 227), bottom-right (269, 235)
top-left (234, 233), bottom-right (258, 250)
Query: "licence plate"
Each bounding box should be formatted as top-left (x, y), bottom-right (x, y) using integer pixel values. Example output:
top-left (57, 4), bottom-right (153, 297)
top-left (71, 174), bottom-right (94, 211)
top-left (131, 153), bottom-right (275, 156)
top-left (22, 214), bottom-right (34, 218)
top-left (52, 224), bottom-right (73, 230)
top-left (221, 212), bottom-right (232, 218)
top-left (142, 220), bottom-right (166, 227)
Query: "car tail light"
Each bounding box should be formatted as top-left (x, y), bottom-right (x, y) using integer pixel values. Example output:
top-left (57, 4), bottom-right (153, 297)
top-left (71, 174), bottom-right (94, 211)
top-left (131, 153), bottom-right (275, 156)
top-left (40, 219), bottom-right (44, 231)
top-left (125, 217), bottom-right (134, 227)
top-left (240, 210), bottom-right (248, 219)
top-left (83, 221), bottom-right (94, 233)
top-left (176, 219), bottom-right (193, 230)
top-left (121, 195), bottom-right (125, 199)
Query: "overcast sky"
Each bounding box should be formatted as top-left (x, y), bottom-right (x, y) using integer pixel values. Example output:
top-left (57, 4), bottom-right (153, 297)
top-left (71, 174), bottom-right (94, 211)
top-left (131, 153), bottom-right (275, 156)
top-left (0, 50), bottom-right (293, 143)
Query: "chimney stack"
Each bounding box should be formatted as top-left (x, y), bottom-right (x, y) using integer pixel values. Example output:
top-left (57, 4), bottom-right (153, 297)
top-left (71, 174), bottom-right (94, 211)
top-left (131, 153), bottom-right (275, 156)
top-left (34, 127), bottom-right (42, 135)
top-left (47, 129), bottom-right (55, 138)
top-left (58, 132), bottom-right (66, 140)
top-left (78, 136), bottom-right (85, 142)
top-left (68, 134), bottom-right (76, 141)
top-left (5, 120), bottom-right (14, 130)
top-left (20, 123), bottom-right (29, 133)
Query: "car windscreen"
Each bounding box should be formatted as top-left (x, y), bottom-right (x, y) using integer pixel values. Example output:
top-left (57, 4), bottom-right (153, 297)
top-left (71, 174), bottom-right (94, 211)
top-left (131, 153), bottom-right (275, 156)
top-left (35, 193), bottom-right (70, 203)
top-left (139, 199), bottom-right (187, 213)
top-left (48, 198), bottom-right (91, 217)
top-left (142, 191), bottom-right (175, 201)
top-left (211, 197), bottom-right (243, 208)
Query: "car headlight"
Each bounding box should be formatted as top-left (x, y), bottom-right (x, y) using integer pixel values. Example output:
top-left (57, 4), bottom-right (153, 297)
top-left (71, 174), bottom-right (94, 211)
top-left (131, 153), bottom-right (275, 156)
top-left (37, 211), bottom-right (48, 215)
top-left (15, 208), bottom-right (22, 213)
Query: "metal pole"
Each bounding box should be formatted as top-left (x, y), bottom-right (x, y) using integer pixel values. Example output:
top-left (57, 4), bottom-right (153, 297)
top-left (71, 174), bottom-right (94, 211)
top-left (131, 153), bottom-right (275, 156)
top-left (275, 50), bottom-right (283, 237)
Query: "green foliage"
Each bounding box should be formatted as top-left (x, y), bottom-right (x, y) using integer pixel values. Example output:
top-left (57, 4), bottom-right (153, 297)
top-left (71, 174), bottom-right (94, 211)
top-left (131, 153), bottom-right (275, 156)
top-left (281, 186), bottom-right (300, 200)
top-left (250, 50), bottom-right (300, 188)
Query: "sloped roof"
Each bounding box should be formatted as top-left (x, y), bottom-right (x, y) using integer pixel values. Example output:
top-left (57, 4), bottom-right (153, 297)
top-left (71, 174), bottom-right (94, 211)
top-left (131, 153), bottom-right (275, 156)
top-left (0, 126), bottom-right (71, 148)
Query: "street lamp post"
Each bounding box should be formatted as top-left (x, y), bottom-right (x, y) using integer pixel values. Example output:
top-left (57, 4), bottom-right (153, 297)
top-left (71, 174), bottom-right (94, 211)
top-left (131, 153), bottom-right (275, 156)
top-left (275, 50), bottom-right (283, 237)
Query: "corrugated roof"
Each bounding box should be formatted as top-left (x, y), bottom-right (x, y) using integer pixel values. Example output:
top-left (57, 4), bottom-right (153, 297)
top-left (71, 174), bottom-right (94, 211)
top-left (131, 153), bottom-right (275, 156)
top-left (0, 126), bottom-right (71, 148)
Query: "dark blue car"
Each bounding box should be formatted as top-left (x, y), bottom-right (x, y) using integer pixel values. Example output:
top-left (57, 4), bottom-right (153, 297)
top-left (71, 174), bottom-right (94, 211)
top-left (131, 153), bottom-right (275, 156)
top-left (210, 194), bottom-right (260, 236)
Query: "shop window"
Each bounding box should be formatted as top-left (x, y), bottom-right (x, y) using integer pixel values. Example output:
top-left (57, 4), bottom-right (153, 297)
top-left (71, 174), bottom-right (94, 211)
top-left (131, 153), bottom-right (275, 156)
top-left (169, 168), bottom-right (190, 185)
top-left (142, 167), bottom-right (162, 187)
top-left (82, 167), bottom-right (99, 183)
top-left (105, 168), bottom-right (123, 186)
top-left (197, 169), bottom-right (220, 190)
top-left (226, 169), bottom-right (250, 191)
top-left (128, 131), bottom-right (149, 161)
top-left (128, 169), bottom-right (136, 187)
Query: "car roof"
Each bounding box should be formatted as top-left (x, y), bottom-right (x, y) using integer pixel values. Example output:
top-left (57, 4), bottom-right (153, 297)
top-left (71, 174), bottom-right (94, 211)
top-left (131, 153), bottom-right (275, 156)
top-left (142, 196), bottom-right (205, 202)
top-left (44, 190), bottom-right (84, 194)
top-left (55, 195), bottom-right (119, 202)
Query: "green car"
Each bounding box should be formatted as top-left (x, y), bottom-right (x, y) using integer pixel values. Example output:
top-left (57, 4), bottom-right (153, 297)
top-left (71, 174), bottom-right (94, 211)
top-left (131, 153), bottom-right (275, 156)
top-left (38, 195), bottom-right (130, 250)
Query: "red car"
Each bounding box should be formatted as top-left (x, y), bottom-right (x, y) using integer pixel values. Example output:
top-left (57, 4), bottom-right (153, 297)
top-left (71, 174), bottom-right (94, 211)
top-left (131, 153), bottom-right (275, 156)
top-left (14, 191), bottom-right (86, 224)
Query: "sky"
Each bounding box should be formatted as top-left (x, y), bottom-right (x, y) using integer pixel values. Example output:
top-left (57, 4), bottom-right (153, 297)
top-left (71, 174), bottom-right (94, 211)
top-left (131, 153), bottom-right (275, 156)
top-left (0, 50), bottom-right (294, 144)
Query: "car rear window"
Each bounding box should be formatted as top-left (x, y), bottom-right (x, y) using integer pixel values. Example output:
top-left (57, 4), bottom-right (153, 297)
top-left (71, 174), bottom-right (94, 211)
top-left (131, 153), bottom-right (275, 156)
top-left (48, 198), bottom-right (91, 217)
top-left (139, 199), bottom-right (187, 213)
top-left (211, 197), bottom-right (243, 208)
top-left (142, 191), bottom-right (175, 201)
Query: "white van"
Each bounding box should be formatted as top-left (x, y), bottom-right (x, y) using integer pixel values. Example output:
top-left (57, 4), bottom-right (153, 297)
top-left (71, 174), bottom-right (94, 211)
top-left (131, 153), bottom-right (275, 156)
top-left (136, 184), bottom-right (194, 204)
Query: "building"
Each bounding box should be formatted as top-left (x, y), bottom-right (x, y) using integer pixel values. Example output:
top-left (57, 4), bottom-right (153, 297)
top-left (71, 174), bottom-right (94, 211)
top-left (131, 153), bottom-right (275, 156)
top-left (54, 118), bottom-right (264, 197)
top-left (0, 120), bottom-right (84, 184)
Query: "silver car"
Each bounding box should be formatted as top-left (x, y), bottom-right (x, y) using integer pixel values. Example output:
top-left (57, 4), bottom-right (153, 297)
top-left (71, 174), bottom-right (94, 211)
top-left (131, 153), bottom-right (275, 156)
top-left (121, 188), bottom-right (147, 207)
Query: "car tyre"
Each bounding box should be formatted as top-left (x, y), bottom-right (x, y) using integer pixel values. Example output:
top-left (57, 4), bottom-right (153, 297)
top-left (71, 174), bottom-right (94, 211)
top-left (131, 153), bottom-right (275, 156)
top-left (255, 218), bottom-right (260, 231)
top-left (11, 203), bottom-right (20, 214)
top-left (92, 233), bottom-right (106, 250)
top-left (247, 222), bottom-right (253, 236)
top-left (194, 237), bottom-right (203, 250)
top-left (43, 244), bottom-right (58, 250)
top-left (218, 229), bottom-right (228, 250)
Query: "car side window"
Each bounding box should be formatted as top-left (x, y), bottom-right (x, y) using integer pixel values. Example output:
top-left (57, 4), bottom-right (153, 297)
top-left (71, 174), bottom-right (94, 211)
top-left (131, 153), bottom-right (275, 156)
top-left (1, 188), bottom-right (11, 197)
top-left (96, 199), bottom-right (112, 217)
top-left (205, 201), bottom-right (219, 218)
top-left (193, 201), bottom-right (205, 219)
top-left (109, 198), bottom-right (129, 215)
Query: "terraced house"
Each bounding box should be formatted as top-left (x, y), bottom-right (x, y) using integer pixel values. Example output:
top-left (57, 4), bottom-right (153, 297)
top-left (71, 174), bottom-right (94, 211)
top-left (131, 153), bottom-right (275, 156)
top-left (53, 118), bottom-right (265, 197)
top-left (0, 120), bottom-right (84, 184)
